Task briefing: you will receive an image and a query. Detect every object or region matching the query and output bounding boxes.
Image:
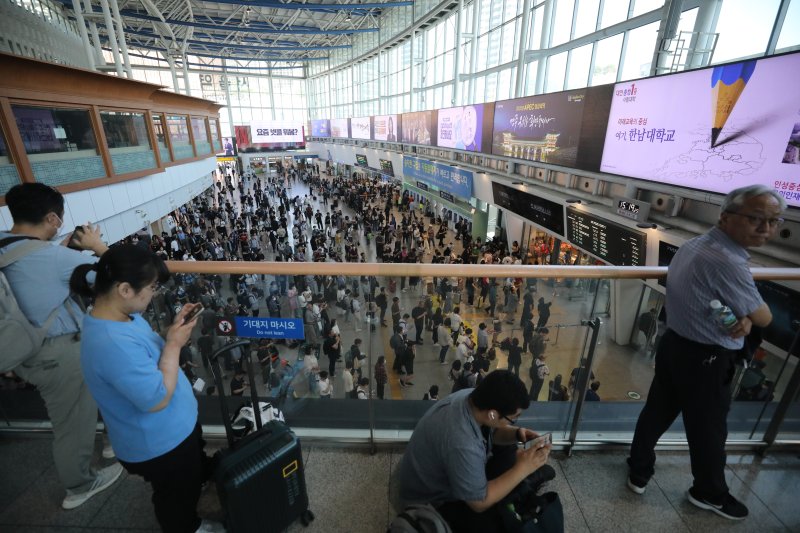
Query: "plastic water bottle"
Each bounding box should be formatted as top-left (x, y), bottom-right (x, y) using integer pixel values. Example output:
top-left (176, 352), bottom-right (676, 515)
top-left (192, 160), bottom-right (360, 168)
top-left (709, 299), bottom-right (737, 331)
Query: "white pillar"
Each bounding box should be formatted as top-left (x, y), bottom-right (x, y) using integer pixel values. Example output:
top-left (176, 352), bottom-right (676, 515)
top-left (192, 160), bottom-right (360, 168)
top-left (514, 0), bottom-right (532, 98)
top-left (534, 0), bottom-right (554, 95)
top-left (70, 0), bottom-right (96, 70)
top-left (99, 0), bottom-right (124, 76)
top-left (467, 0), bottom-right (480, 104)
top-left (452, 0), bottom-right (464, 106)
top-left (109, 0), bottom-right (132, 77)
top-left (222, 59), bottom-right (236, 134)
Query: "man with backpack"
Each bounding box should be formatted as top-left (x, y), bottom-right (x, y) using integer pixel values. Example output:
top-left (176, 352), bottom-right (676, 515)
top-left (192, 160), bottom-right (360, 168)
top-left (0, 183), bottom-right (123, 510)
top-left (398, 370), bottom-right (552, 532)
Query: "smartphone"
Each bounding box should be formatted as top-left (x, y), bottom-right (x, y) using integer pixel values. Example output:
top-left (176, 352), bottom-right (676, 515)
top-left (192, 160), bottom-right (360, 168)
top-left (523, 432), bottom-right (552, 450)
top-left (183, 304), bottom-right (204, 324)
top-left (67, 226), bottom-right (84, 250)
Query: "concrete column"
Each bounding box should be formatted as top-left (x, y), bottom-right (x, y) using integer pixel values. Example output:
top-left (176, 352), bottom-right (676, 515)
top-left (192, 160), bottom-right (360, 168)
top-left (81, 0), bottom-right (104, 66)
top-left (99, 0), bottom-right (123, 76)
top-left (610, 279), bottom-right (643, 345)
top-left (183, 58), bottom-right (192, 96)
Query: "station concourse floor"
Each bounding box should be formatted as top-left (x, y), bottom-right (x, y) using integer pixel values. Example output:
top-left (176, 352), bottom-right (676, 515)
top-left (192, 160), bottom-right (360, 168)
top-left (0, 432), bottom-right (798, 532)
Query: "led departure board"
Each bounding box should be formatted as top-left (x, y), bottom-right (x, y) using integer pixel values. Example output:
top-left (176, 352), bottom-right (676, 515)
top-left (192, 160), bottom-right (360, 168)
top-left (566, 208), bottom-right (646, 266)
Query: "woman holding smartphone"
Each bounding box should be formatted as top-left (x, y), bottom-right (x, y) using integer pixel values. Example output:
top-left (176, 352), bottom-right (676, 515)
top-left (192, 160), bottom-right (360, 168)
top-left (70, 245), bottom-right (221, 533)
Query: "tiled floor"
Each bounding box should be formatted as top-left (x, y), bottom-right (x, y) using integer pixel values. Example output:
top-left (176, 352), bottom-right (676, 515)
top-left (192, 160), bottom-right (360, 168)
top-left (1, 433), bottom-right (797, 532)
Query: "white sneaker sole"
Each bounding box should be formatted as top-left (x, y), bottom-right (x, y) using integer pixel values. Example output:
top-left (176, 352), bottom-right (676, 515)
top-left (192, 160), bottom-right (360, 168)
top-left (62, 464), bottom-right (124, 510)
top-left (687, 490), bottom-right (747, 521)
top-left (627, 477), bottom-right (646, 495)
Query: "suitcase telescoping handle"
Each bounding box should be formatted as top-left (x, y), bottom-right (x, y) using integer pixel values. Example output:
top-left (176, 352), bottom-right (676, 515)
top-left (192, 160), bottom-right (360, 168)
top-left (209, 340), bottom-right (263, 447)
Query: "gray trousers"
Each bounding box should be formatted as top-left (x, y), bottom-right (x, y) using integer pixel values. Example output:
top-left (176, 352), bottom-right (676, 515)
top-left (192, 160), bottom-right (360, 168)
top-left (15, 334), bottom-right (98, 492)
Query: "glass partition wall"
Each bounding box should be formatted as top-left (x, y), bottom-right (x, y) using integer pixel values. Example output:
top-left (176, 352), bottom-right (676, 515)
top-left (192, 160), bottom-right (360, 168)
top-left (6, 260), bottom-right (793, 450)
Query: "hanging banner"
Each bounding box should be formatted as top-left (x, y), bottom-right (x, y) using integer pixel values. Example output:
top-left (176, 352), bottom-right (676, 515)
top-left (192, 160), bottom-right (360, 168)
top-left (402, 156), bottom-right (473, 199)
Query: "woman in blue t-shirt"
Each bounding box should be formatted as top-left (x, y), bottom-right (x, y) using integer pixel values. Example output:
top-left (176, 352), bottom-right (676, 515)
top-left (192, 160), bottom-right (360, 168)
top-left (71, 245), bottom-right (221, 533)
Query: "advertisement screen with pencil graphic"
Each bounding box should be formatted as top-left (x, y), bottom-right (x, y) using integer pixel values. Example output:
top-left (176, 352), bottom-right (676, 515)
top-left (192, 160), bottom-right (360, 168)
top-left (600, 51), bottom-right (800, 207)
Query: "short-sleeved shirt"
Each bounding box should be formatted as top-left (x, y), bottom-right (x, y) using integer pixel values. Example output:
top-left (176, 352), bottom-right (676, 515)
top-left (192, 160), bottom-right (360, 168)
top-left (398, 389), bottom-right (488, 506)
top-left (666, 227), bottom-right (764, 350)
top-left (81, 313), bottom-right (198, 463)
top-left (0, 233), bottom-right (94, 337)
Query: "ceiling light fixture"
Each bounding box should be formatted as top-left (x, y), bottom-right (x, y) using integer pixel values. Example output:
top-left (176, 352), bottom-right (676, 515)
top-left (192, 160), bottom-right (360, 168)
top-left (511, 181), bottom-right (524, 185)
top-left (565, 199), bottom-right (581, 204)
top-left (636, 223), bottom-right (658, 229)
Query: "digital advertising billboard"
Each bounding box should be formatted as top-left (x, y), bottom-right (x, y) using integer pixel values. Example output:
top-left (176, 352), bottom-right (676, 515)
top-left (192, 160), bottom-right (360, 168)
top-left (311, 119), bottom-right (330, 138)
top-left (330, 118), bottom-right (350, 139)
top-left (600, 52), bottom-right (800, 207)
top-left (492, 90), bottom-right (587, 168)
top-left (250, 121), bottom-right (304, 144)
top-left (373, 115), bottom-right (399, 141)
top-left (401, 111), bottom-right (436, 145)
top-left (355, 154), bottom-right (369, 167)
top-left (351, 116), bottom-right (372, 140)
top-left (437, 104), bottom-right (495, 153)
top-left (235, 125), bottom-right (305, 152)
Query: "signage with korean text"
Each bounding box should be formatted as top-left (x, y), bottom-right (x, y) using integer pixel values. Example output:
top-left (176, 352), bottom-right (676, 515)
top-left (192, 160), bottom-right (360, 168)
top-left (234, 317), bottom-right (304, 340)
top-left (402, 156), bottom-right (473, 199)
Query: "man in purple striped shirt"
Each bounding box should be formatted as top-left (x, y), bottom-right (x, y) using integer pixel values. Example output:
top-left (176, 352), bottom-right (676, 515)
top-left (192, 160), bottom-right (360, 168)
top-left (626, 184), bottom-right (786, 521)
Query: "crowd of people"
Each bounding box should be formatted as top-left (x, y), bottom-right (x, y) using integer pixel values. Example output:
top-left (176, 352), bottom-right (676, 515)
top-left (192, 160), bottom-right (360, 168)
top-left (120, 161), bottom-right (583, 404)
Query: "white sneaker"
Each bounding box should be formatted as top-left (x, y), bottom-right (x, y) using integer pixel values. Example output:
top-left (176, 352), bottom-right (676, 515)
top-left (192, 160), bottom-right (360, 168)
top-left (62, 463), bottom-right (124, 509)
top-left (102, 443), bottom-right (116, 459)
top-left (196, 519), bottom-right (227, 532)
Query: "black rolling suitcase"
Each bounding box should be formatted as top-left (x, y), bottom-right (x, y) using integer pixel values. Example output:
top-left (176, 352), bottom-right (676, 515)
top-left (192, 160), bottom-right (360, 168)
top-left (209, 340), bottom-right (314, 532)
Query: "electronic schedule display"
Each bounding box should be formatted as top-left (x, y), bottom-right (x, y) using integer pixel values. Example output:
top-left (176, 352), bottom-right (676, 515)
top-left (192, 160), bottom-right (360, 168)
top-left (566, 208), bottom-right (646, 266)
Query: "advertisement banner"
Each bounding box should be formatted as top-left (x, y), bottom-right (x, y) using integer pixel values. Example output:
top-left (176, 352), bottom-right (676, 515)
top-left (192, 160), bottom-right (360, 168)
top-left (235, 125), bottom-right (305, 152)
top-left (402, 156), bottom-right (473, 198)
top-left (492, 90), bottom-right (586, 167)
top-left (491, 182), bottom-right (565, 236)
top-left (351, 116), bottom-right (372, 140)
top-left (373, 115), bottom-right (399, 141)
top-left (250, 121), bottom-right (304, 144)
top-left (600, 52), bottom-right (800, 207)
top-left (400, 111), bottom-right (436, 145)
top-left (330, 118), bottom-right (350, 139)
top-left (311, 119), bottom-right (330, 138)
top-left (437, 105), bottom-right (485, 152)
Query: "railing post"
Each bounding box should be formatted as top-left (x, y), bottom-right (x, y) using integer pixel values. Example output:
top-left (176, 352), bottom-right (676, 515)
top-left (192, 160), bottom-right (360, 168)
top-left (566, 317), bottom-right (601, 456)
top-left (760, 322), bottom-right (800, 454)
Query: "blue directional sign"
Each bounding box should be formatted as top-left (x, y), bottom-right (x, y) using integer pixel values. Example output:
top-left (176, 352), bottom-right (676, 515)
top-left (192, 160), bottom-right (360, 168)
top-left (402, 156), bottom-right (473, 199)
top-left (234, 317), bottom-right (305, 340)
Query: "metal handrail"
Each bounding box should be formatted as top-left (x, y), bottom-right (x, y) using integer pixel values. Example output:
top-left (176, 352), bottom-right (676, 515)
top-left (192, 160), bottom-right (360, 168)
top-left (165, 261), bottom-right (800, 280)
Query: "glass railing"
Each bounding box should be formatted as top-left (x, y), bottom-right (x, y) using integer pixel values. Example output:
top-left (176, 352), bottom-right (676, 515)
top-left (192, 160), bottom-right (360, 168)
top-left (3, 262), bottom-right (799, 450)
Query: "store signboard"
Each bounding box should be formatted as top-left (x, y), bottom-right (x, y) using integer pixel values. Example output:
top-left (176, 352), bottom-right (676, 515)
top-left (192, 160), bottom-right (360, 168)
top-left (491, 182), bottom-right (565, 236)
top-left (373, 115), bottom-right (399, 141)
top-left (351, 116), bottom-right (372, 140)
top-left (402, 156), bottom-right (473, 199)
top-left (600, 52), bottom-right (800, 207)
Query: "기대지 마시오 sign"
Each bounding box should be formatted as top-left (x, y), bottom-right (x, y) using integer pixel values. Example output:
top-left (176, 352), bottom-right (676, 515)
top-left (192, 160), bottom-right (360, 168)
top-left (233, 317), bottom-right (304, 339)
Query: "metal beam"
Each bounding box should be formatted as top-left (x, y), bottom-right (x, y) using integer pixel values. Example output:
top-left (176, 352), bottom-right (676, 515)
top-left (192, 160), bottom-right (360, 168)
top-left (198, 0), bottom-right (413, 11)
top-left (119, 9), bottom-right (380, 34)
top-left (123, 28), bottom-right (351, 51)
